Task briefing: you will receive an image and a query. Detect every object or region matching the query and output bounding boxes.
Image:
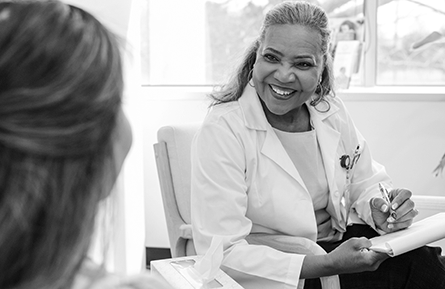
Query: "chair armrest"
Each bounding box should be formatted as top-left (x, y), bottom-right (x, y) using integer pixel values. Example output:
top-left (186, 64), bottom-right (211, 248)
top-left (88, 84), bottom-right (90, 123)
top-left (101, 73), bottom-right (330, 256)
top-left (412, 195), bottom-right (445, 211)
top-left (412, 195), bottom-right (445, 220)
top-left (179, 224), bottom-right (193, 239)
top-left (246, 233), bottom-right (340, 289)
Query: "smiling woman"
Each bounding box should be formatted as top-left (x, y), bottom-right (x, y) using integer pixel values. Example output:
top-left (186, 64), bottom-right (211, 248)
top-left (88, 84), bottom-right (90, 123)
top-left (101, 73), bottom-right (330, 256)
top-left (252, 24), bottom-right (323, 129)
top-left (190, 2), bottom-right (445, 289)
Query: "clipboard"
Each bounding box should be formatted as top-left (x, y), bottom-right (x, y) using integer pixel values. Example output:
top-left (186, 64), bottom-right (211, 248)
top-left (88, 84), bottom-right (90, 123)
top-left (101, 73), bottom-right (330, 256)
top-left (370, 212), bottom-right (445, 256)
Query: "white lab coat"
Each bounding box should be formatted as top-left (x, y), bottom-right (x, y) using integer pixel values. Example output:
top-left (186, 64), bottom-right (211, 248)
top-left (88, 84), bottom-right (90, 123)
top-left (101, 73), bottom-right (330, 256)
top-left (191, 85), bottom-right (391, 289)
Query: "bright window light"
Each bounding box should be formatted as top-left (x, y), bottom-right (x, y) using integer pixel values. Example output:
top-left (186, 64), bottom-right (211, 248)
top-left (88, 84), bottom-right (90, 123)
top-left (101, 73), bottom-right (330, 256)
top-left (141, 0), bottom-right (445, 88)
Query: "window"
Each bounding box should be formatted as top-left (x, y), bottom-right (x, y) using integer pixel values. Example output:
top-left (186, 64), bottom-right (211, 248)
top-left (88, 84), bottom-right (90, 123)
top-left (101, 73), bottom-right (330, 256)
top-left (376, 0), bottom-right (445, 86)
top-left (140, 0), bottom-right (445, 87)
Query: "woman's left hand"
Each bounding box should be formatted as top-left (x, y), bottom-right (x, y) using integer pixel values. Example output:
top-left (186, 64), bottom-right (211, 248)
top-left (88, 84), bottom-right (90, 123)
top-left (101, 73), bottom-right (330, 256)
top-left (370, 188), bottom-right (419, 233)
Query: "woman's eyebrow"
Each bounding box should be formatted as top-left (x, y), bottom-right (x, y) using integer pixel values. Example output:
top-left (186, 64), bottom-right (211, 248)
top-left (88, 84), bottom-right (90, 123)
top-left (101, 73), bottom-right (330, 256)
top-left (264, 47), bottom-right (316, 61)
top-left (263, 47), bottom-right (283, 56)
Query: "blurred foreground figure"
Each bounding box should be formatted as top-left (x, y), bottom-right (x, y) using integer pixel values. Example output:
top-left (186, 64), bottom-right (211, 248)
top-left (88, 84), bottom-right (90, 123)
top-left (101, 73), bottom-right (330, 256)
top-left (0, 1), bottom-right (171, 288)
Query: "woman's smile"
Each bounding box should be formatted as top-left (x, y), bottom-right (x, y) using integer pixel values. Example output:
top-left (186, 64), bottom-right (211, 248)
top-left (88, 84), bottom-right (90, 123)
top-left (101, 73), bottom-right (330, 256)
top-left (252, 23), bottom-right (323, 116)
top-left (269, 84), bottom-right (297, 99)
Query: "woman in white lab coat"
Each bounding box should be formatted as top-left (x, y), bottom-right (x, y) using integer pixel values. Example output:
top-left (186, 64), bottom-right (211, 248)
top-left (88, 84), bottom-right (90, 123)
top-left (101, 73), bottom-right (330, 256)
top-left (191, 2), bottom-right (445, 289)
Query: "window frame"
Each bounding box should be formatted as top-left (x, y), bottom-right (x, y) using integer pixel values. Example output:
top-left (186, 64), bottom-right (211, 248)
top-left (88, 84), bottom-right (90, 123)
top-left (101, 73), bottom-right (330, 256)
top-left (141, 0), bottom-right (445, 102)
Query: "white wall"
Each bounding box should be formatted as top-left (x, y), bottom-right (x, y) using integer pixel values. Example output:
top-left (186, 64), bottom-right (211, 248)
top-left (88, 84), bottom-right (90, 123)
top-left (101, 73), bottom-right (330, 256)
top-left (345, 99), bottom-right (445, 196)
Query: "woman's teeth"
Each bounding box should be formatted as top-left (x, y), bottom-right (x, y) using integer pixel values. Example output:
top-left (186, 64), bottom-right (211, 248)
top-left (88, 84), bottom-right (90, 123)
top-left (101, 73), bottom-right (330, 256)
top-left (270, 85), bottom-right (294, 96)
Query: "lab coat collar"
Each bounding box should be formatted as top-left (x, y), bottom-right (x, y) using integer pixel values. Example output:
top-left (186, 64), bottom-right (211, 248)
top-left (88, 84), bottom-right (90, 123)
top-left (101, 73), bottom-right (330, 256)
top-left (238, 85), bottom-right (270, 131)
top-left (309, 104), bottom-right (341, 200)
top-left (238, 85), bottom-right (342, 199)
top-left (239, 85), bottom-right (306, 188)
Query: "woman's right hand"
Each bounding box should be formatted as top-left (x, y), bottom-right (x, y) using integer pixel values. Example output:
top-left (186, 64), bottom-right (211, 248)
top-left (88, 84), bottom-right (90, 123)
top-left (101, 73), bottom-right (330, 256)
top-left (325, 237), bottom-right (388, 275)
top-left (302, 237), bottom-right (388, 279)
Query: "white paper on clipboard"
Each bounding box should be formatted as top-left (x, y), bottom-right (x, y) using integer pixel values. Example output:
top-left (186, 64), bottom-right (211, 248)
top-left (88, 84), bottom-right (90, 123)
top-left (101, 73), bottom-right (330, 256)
top-left (370, 212), bottom-right (445, 257)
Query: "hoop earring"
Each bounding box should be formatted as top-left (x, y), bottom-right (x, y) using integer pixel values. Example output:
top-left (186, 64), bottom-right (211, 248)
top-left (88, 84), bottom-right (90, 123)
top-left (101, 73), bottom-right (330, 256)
top-left (248, 69), bottom-right (255, 87)
top-left (311, 84), bottom-right (324, 106)
top-left (310, 95), bottom-right (320, 106)
top-left (318, 83), bottom-right (325, 97)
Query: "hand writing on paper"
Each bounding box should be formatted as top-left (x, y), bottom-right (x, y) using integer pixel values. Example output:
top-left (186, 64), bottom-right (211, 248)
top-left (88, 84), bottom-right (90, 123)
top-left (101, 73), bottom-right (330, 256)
top-left (370, 187), bottom-right (418, 233)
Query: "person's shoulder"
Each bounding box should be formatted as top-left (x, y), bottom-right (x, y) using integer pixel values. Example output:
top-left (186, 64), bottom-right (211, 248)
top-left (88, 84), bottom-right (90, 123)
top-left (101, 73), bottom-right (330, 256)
top-left (321, 95), bottom-right (357, 132)
top-left (310, 94), bottom-right (344, 113)
top-left (310, 94), bottom-right (353, 129)
top-left (318, 94), bottom-right (350, 117)
top-left (195, 100), bottom-right (249, 145)
top-left (208, 100), bottom-right (241, 116)
top-left (204, 101), bottom-right (244, 126)
top-left (325, 94), bottom-right (347, 109)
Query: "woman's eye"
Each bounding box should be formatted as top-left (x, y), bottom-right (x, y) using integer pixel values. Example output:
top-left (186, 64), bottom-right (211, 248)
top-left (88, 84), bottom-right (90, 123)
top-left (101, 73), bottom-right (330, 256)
top-left (295, 62), bottom-right (314, 69)
top-left (264, 54), bottom-right (278, 62)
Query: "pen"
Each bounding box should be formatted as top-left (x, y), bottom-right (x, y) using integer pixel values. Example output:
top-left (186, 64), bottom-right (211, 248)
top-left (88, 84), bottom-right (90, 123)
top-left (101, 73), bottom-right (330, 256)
top-left (379, 183), bottom-right (397, 220)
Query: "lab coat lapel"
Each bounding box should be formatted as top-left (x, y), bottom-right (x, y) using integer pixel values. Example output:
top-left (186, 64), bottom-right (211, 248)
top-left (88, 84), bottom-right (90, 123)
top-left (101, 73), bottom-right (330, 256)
top-left (239, 85), bottom-right (308, 192)
top-left (308, 103), bottom-right (341, 196)
top-left (261, 126), bottom-right (308, 189)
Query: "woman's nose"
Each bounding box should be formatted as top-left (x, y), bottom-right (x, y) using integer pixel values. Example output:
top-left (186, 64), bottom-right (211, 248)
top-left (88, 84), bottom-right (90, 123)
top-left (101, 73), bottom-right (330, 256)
top-left (274, 65), bottom-right (296, 83)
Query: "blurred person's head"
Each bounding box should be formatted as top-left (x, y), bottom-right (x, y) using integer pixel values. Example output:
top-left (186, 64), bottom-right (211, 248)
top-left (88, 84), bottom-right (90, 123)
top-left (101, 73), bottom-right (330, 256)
top-left (0, 1), bottom-right (131, 288)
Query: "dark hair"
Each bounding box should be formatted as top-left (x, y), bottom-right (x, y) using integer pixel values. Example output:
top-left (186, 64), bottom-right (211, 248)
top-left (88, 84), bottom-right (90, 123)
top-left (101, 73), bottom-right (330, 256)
top-left (0, 1), bottom-right (123, 288)
top-left (210, 1), bottom-right (334, 109)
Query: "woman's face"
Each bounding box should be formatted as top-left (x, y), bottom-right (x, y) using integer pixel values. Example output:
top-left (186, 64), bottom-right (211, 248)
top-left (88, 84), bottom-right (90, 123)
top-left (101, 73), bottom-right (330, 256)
top-left (252, 24), bottom-right (324, 116)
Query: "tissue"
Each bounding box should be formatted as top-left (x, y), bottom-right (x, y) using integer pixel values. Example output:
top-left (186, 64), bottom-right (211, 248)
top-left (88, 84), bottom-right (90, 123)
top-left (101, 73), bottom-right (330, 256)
top-left (192, 236), bottom-right (224, 285)
top-left (151, 236), bottom-right (243, 289)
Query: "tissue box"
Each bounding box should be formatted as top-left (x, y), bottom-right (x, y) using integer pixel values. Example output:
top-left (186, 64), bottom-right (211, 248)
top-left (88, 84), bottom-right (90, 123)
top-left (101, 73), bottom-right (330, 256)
top-left (150, 255), bottom-right (243, 289)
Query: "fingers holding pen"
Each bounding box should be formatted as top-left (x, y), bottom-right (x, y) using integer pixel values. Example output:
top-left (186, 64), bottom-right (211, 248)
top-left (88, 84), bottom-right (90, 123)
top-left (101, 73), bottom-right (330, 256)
top-left (371, 197), bottom-right (389, 213)
top-left (370, 197), bottom-right (392, 232)
top-left (385, 188), bottom-right (419, 230)
top-left (370, 189), bottom-right (419, 233)
top-left (388, 188), bottom-right (412, 212)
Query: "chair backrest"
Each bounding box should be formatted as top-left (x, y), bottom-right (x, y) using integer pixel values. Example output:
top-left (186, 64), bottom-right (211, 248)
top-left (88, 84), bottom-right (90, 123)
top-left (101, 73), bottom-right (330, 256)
top-left (154, 123), bottom-right (201, 258)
